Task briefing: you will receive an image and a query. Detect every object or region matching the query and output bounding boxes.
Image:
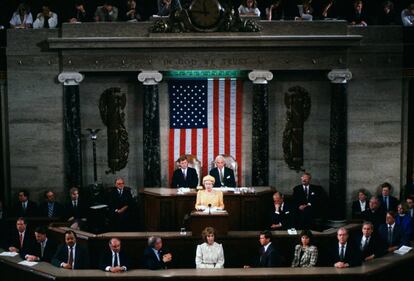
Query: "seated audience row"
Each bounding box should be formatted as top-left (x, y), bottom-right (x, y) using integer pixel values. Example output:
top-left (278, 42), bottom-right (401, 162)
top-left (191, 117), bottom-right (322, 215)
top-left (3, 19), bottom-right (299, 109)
top-left (6, 0), bottom-right (414, 29)
top-left (3, 220), bottom-right (410, 270)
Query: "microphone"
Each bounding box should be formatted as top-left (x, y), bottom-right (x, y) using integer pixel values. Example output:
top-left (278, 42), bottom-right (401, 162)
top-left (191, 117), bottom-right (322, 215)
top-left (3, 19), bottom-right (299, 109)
top-left (208, 204), bottom-right (212, 215)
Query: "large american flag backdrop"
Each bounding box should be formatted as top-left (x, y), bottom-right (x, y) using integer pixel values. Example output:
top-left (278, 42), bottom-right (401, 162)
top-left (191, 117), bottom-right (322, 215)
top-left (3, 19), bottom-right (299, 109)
top-left (168, 78), bottom-right (243, 185)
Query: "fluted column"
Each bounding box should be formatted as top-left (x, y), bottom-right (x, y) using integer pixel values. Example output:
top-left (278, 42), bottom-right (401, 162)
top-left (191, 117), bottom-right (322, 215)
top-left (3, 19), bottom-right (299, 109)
top-left (138, 71), bottom-right (163, 187)
top-left (58, 72), bottom-right (84, 189)
top-left (248, 70), bottom-right (273, 186)
top-left (327, 69), bottom-right (352, 220)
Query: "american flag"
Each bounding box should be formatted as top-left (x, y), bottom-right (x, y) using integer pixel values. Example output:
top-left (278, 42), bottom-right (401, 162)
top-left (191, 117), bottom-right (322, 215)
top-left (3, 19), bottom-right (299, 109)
top-left (168, 78), bottom-right (243, 186)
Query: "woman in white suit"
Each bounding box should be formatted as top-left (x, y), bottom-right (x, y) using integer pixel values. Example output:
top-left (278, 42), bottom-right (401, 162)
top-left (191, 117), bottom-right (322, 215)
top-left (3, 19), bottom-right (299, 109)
top-left (291, 229), bottom-right (318, 267)
top-left (195, 227), bottom-right (224, 268)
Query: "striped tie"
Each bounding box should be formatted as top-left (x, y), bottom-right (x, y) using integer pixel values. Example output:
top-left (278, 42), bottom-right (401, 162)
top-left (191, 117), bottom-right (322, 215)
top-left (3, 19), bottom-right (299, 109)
top-left (48, 203), bottom-right (53, 218)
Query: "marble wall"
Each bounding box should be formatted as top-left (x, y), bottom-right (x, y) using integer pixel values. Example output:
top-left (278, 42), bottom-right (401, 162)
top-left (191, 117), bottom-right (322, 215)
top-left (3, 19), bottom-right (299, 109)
top-left (4, 26), bottom-right (407, 218)
top-left (268, 71), bottom-right (331, 195)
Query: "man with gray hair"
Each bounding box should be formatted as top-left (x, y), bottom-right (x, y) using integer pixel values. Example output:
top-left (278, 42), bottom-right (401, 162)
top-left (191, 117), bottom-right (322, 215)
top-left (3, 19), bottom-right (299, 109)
top-left (99, 238), bottom-right (129, 272)
top-left (143, 236), bottom-right (172, 270)
top-left (209, 155), bottom-right (236, 187)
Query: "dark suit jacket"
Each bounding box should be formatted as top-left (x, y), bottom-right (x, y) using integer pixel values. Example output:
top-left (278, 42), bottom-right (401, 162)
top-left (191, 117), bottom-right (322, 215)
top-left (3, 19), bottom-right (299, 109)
top-left (255, 243), bottom-right (284, 268)
top-left (329, 242), bottom-right (362, 267)
top-left (209, 167), bottom-right (236, 187)
top-left (171, 167), bottom-right (198, 188)
top-left (404, 182), bottom-right (414, 199)
top-left (38, 202), bottom-right (65, 218)
top-left (65, 199), bottom-right (89, 220)
top-left (377, 195), bottom-right (399, 212)
top-left (27, 238), bottom-right (58, 262)
top-left (292, 184), bottom-right (325, 217)
top-left (99, 249), bottom-right (130, 271)
top-left (269, 202), bottom-right (293, 230)
top-left (52, 243), bottom-right (90, 269)
top-left (354, 234), bottom-right (386, 261)
top-left (107, 187), bottom-right (133, 213)
top-left (142, 246), bottom-right (170, 270)
top-left (378, 223), bottom-right (410, 248)
top-left (351, 200), bottom-right (367, 219)
top-left (12, 200), bottom-right (38, 218)
top-left (7, 230), bottom-right (35, 258)
top-left (361, 209), bottom-right (386, 232)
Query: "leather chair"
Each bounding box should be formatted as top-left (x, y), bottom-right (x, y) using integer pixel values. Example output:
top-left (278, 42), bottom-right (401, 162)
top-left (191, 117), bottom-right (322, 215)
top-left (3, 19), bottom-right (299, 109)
top-left (175, 154), bottom-right (202, 186)
top-left (211, 154), bottom-right (238, 186)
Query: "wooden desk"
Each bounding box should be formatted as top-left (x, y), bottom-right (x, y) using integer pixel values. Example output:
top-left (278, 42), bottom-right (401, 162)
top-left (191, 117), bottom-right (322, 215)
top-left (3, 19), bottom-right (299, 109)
top-left (1, 245), bottom-right (414, 281)
top-left (143, 187), bottom-right (275, 231)
top-left (190, 210), bottom-right (229, 236)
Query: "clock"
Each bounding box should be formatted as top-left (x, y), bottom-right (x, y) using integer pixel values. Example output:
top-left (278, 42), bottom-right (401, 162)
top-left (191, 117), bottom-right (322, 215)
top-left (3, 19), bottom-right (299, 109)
top-left (188, 0), bottom-right (223, 30)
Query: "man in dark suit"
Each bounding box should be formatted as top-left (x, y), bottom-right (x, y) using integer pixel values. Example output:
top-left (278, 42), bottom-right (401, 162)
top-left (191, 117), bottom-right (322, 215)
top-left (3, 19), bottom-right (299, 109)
top-left (99, 238), bottom-right (129, 272)
top-left (362, 197), bottom-right (386, 232)
top-left (404, 172), bottom-right (414, 199)
top-left (355, 222), bottom-right (385, 262)
top-left (351, 189), bottom-right (369, 219)
top-left (24, 226), bottom-right (57, 262)
top-left (244, 230), bottom-right (284, 268)
top-left (107, 178), bottom-right (134, 231)
top-left (378, 211), bottom-right (410, 253)
top-left (292, 172), bottom-right (326, 229)
top-left (12, 190), bottom-right (38, 218)
top-left (330, 227), bottom-right (362, 268)
top-left (209, 155), bottom-right (236, 187)
top-left (143, 236), bottom-right (173, 270)
top-left (38, 190), bottom-right (64, 218)
top-left (52, 230), bottom-right (90, 269)
top-left (406, 196), bottom-right (414, 220)
top-left (269, 192), bottom-right (293, 230)
top-left (7, 217), bottom-right (35, 258)
top-left (65, 187), bottom-right (88, 229)
top-left (377, 182), bottom-right (399, 213)
top-left (171, 155), bottom-right (199, 188)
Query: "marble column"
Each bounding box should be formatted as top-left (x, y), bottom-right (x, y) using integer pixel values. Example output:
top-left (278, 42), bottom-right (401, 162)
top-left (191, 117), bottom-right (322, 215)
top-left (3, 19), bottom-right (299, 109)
top-left (58, 72), bottom-right (84, 189)
top-left (0, 71), bottom-right (10, 205)
top-left (138, 71), bottom-right (163, 187)
top-left (327, 69), bottom-right (352, 220)
top-left (248, 70), bottom-right (274, 186)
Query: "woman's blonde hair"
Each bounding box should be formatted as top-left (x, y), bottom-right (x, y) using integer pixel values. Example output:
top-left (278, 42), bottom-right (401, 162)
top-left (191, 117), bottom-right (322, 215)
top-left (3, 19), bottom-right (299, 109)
top-left (203, 175), bottom-right (215, 185)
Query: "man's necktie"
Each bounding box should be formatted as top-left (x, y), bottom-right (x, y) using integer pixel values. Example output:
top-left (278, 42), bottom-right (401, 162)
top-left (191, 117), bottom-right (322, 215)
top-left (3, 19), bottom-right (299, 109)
top-left (43, 16), bottom-right (49, 28)
top-left (48, 204), bottom-right (53, 218)
top-left (388, 225), bottom-right (393, 245)
top-left (41, 242), bottom-right (45, 258)
top-left (114, 253), bottom-right (119, 267)
top-left (340, 246), bottom-right (345, 261)
top-left (19, 233), bottom-right (23, 248)
top-left (183, 170), bottom-right (186, 181)
top-left (305, 186), bottom-right (309, 200)
top-left (219, 169), bottom-right (224, 185)
top-left (68, 247), bottom-right (74, 267)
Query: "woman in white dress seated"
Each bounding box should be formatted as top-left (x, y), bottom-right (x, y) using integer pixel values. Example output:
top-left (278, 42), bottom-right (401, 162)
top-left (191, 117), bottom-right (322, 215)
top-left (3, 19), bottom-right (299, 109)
top-left (195, 227), bottom-right (225, 268)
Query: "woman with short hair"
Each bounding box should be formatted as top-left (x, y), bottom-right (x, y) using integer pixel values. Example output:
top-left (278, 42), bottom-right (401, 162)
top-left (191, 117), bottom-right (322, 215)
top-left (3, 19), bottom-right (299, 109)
top-left (291, 230), bottom-right (318, 267)
top-left (195, 227), bottom-right (224, 268)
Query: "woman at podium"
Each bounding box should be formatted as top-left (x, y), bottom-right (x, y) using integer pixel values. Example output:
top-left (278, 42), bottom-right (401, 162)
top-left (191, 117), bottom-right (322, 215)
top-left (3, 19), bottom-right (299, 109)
top-left (195, 175), bottom-right (224, 210)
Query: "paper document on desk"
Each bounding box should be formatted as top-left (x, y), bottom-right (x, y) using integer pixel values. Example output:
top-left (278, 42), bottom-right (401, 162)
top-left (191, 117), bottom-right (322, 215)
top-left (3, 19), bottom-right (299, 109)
top-left (0, 251), bottom-right (19, 257)
top-left (394, 245), bottom-right (412, 255)
top-left (18, 260), bottom-right (38, 267)
top-left (287, 229), bottom-right (298, 235)
top-left (90, 204), bottom-right (108, 210)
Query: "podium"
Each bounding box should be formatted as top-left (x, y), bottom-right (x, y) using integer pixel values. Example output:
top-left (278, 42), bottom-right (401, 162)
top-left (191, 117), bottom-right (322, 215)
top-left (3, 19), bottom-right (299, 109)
top-left (190, 210), bottom-right (229, 237)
